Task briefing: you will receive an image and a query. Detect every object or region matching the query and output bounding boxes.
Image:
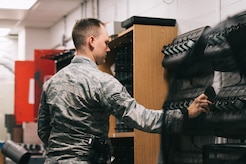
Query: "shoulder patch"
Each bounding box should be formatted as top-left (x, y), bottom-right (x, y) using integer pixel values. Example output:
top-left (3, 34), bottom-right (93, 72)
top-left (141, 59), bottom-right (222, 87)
top-left (111, 87), bottom-right (130, 101)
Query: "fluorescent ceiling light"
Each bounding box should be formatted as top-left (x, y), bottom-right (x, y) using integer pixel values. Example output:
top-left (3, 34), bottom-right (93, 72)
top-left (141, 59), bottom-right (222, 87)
top-left (0, 0), bottom-right (37, 10)
top-left (0, 28), bottom-right (11, 36)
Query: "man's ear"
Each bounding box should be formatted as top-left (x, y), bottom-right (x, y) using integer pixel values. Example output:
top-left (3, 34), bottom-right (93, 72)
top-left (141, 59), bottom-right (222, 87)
top-left (88, 36), bottom-right (95, 49)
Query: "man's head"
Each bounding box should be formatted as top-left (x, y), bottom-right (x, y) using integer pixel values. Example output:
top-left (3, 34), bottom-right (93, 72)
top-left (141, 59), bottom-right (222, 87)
top-left (72, 18), bottom-right (110, 65)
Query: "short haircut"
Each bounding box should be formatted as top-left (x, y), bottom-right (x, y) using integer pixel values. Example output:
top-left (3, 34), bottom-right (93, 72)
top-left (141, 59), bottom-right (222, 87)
top-left (72, 18), bottom-right (104, 49)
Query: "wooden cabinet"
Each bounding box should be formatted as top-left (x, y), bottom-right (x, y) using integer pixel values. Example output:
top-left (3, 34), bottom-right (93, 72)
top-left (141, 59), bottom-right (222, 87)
top-left (99, 24), bottom-right (177, 164)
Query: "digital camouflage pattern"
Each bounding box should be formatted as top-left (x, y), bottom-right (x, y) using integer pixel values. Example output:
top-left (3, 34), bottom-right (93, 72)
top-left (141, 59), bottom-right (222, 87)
top-left (37, 55), bottom-right (184, 163)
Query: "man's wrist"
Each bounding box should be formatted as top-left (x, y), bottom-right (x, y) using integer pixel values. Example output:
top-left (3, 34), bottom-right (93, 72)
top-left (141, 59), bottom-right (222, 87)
top-left (180, 108), bottom-right (189, 119)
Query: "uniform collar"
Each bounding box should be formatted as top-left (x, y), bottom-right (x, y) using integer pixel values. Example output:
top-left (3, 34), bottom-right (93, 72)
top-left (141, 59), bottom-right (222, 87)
top-left (71, 55), bottom-right (98, 69)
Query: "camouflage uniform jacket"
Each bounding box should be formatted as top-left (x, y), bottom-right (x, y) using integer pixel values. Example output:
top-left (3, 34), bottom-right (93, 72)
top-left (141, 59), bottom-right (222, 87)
top-left (37, 55), bottom-right (185, 162)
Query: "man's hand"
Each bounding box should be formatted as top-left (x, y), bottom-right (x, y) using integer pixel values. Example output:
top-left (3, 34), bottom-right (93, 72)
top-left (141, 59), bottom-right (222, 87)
top-left (187, 94), bottom-right (212, 118)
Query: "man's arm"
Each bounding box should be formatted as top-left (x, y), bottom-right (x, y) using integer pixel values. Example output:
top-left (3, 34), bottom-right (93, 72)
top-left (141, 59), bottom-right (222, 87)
top-left (37, 90), bottom-right (51, 146)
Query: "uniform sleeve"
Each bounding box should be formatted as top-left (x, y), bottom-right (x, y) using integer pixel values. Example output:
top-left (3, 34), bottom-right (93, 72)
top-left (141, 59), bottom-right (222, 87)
top-left (100, 75), bottom-right (160, 133)
top-left (100, 74), bottom-right (186, 134)
top-left (37, 90), bottom-right (51, 146)
top-left (163, 109), bottom-right (185, 133)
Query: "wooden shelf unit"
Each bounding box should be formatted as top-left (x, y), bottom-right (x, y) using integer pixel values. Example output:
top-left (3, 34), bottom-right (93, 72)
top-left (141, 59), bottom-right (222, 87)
top-left (99, 24), bottom-right (177, 164)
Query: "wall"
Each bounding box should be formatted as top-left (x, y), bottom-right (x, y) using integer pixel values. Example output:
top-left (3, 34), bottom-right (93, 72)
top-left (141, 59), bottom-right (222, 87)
top-left (0, 82), bottom-right (14, 140)
top-left (50, 0), bottom-right (96, 49)
top-left (49, 0), bottom-right (246, 49)
top-left (19, 28), bottom-right (51, 60)
top-left (0, 37), bottom-right (16, 140)
top-left (98, 0), bottom-right (246, 33)
top-left (1, 0), bottom-right (245, 63)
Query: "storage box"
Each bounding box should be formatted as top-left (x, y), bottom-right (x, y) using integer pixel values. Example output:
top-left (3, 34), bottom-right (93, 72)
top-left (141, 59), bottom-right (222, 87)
top-left (23, 122), bottom-right (42, 144)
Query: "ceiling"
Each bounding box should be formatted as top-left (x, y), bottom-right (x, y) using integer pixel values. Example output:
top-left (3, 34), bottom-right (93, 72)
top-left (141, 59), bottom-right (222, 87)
top-left (0, 0), bottom-right (84, 36)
